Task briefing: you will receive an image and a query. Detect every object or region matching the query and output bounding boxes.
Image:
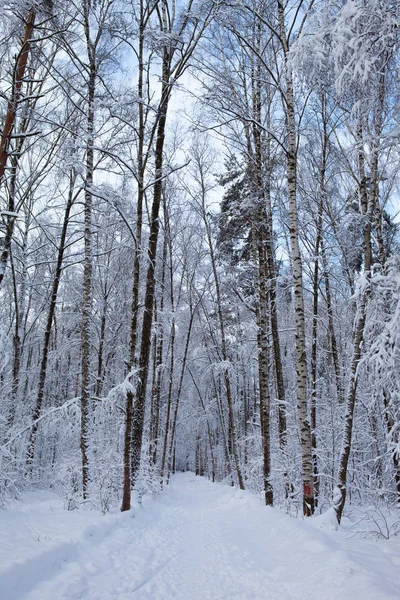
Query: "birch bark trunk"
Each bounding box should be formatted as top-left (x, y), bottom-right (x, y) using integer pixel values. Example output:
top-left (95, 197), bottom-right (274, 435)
top-left (80, 1), bottom-right (97, 497)
top-left (278, 0), bottom-right (314, 515)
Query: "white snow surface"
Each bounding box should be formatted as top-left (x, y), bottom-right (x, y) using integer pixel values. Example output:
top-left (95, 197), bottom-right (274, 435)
top-left (1, 473), bottom-right (399, 600)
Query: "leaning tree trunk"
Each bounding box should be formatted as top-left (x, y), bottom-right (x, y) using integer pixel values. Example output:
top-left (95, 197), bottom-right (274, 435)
top-left (333, 290), bottom-right (368, 524)
top-left (0, 9), bottom-right (36, 288)
top-left (334, 78), bottom-right (385, 523)
top-left (334, 120), bottom-right (371, 524)
top-left (0, 7), bottom-right (35, 186)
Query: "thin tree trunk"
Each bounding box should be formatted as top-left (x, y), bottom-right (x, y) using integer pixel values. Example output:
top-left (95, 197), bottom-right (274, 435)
top-left (9, 248), bottom-right (21, 425)
top-left (160, 202), bottom-right (177, 483)
top-left (334, 120), bottom-right (371, 524)
top-left (80, 26), bottom-right (97, 498)
top-left (256, 230), bottom-right (273, 505)
top-left (263, 103), bottom-right (287, 452)
top-left (95, 251), bottom-right (111, 399)
top-left (333, 290), bottom-right (368, 524)
top-left (10, 212), bottom-right (30, 420)
top-left (166, 303), bottom-right (196, 483)
top-left (160, 301), bottom-right (175, 481)
top-left (321, 239), bottom-right (343, 404)
top-left (188, 368), bottom-right (216, 483)
top-left (202, 326), bottom-right (233, 483)
top-left (334, 77), bottom-right (385, 523)
top-left (26, 173), bottom-right (76, 464)
top-left (150, 231), bottom-right (168, 466)
top-left (203, 201), bottom-right (244, 490)
top-left (149, 306), bottom-right (159, 464)
top-left (310, 94), bottom-right (328, 505)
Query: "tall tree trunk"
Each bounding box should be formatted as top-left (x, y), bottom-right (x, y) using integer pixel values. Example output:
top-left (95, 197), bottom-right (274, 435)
top-left (250, 27), bottom-right (273, 504)
top-left (80, 30), bottom-right (96, 498)
top-left (150, 231), bottom-right (168, 466)
top-left (129, 46), bottom-right (171, 489)
top-left (263, 102), bottom-right (287, 453)
top-left (256, 229), bottom-right (273, 505)
top-left (160, 202), bottom-right (177, 483)
top-left (278, 0), bottom-right (314, 515)
top-left (310, 94), bottom-right (329, 505)
top-left (121, 2), bottom-right (147, 511)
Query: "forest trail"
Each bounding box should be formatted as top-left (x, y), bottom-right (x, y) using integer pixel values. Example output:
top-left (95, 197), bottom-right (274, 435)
top-left (1, 473), bottom-right (400, 600)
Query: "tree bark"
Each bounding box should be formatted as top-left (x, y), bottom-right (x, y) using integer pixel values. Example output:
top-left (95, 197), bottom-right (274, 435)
top-left (278, 0), bottom-right (314, 515)
top-left (80, 8), bottom-right (97, 497)
top-left (0, 8), bottom-right (35, 186)
top-left (121, 1), bottom-right (147, 511)
top-left (129, 43), bottom-right (171, 488)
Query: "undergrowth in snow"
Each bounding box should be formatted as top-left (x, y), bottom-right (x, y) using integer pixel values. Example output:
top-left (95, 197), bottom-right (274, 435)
top-left (1, 474), bottom-right (399, 600)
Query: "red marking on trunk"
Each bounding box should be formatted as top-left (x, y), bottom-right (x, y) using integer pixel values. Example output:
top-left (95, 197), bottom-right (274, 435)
top-left (304, 483), bottom-right (312, 497)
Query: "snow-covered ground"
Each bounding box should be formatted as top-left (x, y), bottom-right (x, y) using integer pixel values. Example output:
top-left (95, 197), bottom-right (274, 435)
top-left (1, 473), bottom-right (399, 600)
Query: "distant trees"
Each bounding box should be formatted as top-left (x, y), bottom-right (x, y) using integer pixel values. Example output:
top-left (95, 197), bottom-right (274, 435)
top-left (121, 0), bottom-right (218, 512)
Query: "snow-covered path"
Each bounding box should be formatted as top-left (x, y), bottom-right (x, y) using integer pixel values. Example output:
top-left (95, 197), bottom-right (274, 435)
top-left (1, 473), bottom-right (400, 600)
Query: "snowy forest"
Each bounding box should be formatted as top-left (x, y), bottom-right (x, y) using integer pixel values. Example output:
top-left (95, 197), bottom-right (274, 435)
top-left (1, 0), bottom-right (400, 554)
